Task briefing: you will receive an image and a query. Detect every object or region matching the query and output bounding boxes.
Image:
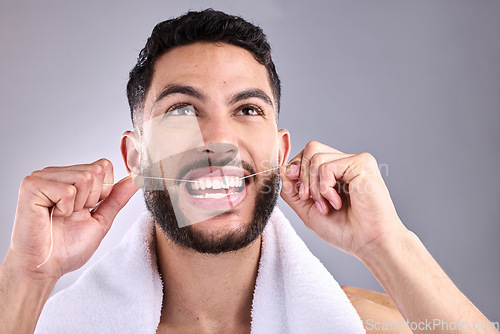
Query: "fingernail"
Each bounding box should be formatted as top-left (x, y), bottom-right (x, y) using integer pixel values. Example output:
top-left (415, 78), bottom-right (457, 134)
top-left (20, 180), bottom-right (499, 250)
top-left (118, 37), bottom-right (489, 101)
top-left (331, 199), bottom-right (341, 210)
top-left (286, 162), bottom-right (300, 177)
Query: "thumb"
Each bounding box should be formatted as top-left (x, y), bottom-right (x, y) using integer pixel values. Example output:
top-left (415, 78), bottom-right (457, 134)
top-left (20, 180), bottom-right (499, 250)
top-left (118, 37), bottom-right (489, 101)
top-left (280, 165), bottom-right (315, 220)
top-left (92, 176), bottom-right (139, 230)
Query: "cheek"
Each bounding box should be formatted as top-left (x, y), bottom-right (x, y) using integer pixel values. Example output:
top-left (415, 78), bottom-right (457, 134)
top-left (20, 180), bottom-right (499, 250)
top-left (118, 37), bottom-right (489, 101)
top-left (142, 116), bottom-right (206, 163)
top-left (247, 132), bottom-right (279, 169)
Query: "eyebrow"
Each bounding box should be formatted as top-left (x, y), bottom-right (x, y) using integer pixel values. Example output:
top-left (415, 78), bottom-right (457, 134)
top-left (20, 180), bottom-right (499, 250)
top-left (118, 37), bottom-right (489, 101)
top-left (153, 85), bottom-right (274, 109)
top-left (153, 85), bottom-right (206, 106)
top-left (228, 88), bottom-right (274, 108)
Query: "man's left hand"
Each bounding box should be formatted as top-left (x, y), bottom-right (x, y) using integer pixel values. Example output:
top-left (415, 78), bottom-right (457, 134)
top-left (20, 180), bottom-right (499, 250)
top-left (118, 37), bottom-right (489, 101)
top-left (280, 141), bottom-right (407, 260)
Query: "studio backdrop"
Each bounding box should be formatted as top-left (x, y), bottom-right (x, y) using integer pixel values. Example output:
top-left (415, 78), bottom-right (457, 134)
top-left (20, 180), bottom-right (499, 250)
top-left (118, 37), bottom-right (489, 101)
top-left (0, 0), bottom-right (498, 320)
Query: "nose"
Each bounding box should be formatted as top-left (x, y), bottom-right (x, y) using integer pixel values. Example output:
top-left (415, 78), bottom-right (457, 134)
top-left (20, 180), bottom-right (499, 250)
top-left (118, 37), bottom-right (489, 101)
top-left (197, 114), bottom-right (240, 164)
top-left (196, 142), bottom-right (238, 165)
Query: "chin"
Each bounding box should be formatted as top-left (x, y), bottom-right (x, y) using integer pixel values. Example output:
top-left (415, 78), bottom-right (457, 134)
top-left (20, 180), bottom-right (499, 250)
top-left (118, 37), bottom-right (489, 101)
top-left (144, 170), bottom-right (279, 254)
top-left (171, 174), bottom-right (256, 228)
top-left (188, 209), bottom-right (253, 233)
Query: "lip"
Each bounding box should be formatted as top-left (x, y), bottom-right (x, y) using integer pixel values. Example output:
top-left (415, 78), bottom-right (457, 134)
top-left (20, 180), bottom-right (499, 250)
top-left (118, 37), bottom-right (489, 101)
top-left (181, 178), bottom-right (248, 211)
top-left (183, 166), bottom-right (248, 181)
top-left (178, 166), bottom-right (249, 212)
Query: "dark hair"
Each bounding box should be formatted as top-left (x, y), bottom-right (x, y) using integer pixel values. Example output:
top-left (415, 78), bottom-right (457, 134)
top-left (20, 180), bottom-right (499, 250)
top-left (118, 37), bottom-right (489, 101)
top-left (126, 9), bottom-right (281, 125)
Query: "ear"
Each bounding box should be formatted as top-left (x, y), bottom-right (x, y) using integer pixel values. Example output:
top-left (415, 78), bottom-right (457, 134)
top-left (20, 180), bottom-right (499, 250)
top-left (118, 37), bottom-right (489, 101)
top-left (277, 129), bottom-right (291, 166)
top-left (120, 130), bottom-right (141, 176)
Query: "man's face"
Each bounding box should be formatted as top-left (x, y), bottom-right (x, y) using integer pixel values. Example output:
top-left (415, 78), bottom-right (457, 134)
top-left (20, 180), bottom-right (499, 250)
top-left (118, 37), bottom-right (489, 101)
top-left (135, 42), bottom-right (289, 253)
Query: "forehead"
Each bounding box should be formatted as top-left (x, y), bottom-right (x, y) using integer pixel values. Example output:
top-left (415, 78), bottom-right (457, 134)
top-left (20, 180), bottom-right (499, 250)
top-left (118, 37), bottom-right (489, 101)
top-left (144, 42), bottom-right (274, 112)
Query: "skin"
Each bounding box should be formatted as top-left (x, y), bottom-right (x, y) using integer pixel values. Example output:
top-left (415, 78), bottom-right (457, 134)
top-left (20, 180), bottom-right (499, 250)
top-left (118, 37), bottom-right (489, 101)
top-left (0, 42), bottom-right (497, 334)
top-left (122, 43), bottom-right (290, 333)
top-left (0, 161), bottom-right (138, 333)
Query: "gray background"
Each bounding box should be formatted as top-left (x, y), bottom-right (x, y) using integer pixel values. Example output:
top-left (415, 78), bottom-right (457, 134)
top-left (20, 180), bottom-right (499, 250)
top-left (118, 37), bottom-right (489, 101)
top-left (1, 0), bottom-right (498, 321)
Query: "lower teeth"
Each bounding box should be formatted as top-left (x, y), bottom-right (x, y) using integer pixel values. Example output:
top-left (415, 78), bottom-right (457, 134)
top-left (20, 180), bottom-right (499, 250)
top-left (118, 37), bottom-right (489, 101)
top-left (192, 192), bottom-right (238, 199)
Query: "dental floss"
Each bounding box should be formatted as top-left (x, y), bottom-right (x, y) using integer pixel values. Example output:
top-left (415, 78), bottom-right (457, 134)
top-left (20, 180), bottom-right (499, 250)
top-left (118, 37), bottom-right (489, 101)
top-left (240, 166), bottom-right (280, 179)
top-left (35, 166), bottom-right (281, 269)
top-left (102, 166), bottom-right (281, 186)
top-left (36, 206), bottom-right (55, 269)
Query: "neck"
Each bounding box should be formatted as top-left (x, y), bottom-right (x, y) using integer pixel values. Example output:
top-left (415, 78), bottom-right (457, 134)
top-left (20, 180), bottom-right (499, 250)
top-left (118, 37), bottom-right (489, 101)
top-left (155, 225), bottom-right (261, 330)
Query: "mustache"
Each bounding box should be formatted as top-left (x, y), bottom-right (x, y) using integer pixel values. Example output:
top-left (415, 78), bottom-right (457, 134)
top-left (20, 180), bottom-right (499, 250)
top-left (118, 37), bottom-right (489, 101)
top-left (141, 143), bottom-right (260, 183)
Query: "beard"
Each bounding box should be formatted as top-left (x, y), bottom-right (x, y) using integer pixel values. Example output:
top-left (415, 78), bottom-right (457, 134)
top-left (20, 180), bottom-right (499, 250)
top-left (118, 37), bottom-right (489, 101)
top-left (143, 169), bottom-right (280, 254)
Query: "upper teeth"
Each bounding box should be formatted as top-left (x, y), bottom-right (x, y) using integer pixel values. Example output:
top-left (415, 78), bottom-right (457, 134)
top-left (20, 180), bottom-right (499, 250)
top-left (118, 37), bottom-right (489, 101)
top-left (191, 176), bottom-right (243, 190)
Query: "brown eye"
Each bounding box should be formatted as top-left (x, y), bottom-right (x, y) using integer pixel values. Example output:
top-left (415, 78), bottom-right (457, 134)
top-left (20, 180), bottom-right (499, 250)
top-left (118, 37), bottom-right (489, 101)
top-left (237, 106), bottom-right (262, 116)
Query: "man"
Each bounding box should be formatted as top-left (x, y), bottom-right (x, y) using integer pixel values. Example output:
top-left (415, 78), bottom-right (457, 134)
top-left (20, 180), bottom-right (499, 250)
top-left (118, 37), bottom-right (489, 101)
top-left (0, 9), bottom-right (496, 334)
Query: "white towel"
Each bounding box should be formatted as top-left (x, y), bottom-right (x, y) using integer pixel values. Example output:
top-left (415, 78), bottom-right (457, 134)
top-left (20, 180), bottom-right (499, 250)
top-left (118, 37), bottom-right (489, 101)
top-left (35, 207), bottom-right (365, 333)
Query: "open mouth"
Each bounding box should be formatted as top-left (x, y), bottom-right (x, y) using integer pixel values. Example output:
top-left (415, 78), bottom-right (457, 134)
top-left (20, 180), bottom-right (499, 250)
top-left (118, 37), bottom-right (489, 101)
top-left (186, 175), bottom-right (246, 199)
top-left (179, 166), bottom-right (250, 211)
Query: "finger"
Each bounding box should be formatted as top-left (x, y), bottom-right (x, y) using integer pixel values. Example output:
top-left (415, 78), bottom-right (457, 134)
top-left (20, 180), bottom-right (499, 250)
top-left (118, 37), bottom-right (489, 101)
top-left (92, 176), bottom-right (139, 232)
top-left (79, 158), bottom-right (114, 203)
top-left (85, 163), bottom-right (108, 208)
top-left (41, 159), bottom-right (114, 206)
top-left (97, 159), bottom-right (114, 198)
top-left (316, 153), bottom-right (380, 210)
top-left (318, 162), bottom-right (343, 211)
top-left (308, 154), bottom-right (330, 215)
top-left (30, 170), bottom-right (95, 212)
top-left (41, 158), bottom-right (112, 174)
top-left (19, 176), bottom-right (77, 218)
top-left (309, 152), bottom-right (355, 214)
top-left (280, 165), bottom-right (299, 201)
top-left (295, 141), bottom-right (346, 201)
top-left (287, 146), bottom-right (309, 200)
top-left (42, 158), bottom-right (112, 170)
top-left (60, 158), bottom-right (114, 202)
top-left (280, 166), bottom-right (316, 220)
top-left (284, 160), bottom-right (301, 180)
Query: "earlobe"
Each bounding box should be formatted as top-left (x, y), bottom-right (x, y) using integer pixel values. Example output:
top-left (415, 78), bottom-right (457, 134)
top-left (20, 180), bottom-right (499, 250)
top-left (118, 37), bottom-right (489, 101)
top-left (277, 129), bottom-right (291, 166)
top-left (120, 130), bottom-right (141, 175)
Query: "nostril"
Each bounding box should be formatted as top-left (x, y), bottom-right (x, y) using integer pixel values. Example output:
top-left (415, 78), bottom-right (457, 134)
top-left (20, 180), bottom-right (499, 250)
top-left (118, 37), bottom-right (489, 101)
top-left (200, 143), bottom-right (239, 156)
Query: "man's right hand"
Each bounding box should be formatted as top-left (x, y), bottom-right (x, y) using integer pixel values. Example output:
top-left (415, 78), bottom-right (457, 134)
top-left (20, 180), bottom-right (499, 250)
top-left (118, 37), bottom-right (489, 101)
top-left (8, 158), bottom-right (139, 280)
top-left (0, 159), bottom-right (138, 333)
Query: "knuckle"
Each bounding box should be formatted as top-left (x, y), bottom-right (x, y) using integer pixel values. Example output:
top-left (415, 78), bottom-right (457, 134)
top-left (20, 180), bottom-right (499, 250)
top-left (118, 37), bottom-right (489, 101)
top-left (64, 184), bottom-right (77, 199)
top-left (359, 152), bottom-right (377, 165)
top-left (41, 166), bottom-right (56, 172)
top-left (310, 152), bottom-right (324, 170)
top-left (93, 164), bottom-right (105, 177)
top-left (21, 175), bottom-right (37, 189)
top-left (98, 158), bottom-right (113, 171)
top-left (318, 162), bottom-right (329, 176)
top-left (30, 169), bottom-right (43, 177)
top-left (306, 140), bottom-right (320, 148)
top-left (303, 142), bottom-right (325, 165)
top-left (79, 170), bottom-right (94, 184)
top-left (304, 142), bottom-right (318, 157)
top-left (309, 152), bottom-right (321, 167)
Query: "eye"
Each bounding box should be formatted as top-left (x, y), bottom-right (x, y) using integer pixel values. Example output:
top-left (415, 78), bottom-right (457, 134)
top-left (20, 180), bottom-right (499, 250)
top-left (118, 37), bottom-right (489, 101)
top-left (236, 105), bottom-right (264, 116)
top-left (166, 104), bottom-right (196, 116)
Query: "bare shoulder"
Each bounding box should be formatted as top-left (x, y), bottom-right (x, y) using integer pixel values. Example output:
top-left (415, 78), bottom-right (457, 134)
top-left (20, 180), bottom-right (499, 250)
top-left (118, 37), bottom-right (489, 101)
top-left (341, 286), bottom-right (413, 334)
